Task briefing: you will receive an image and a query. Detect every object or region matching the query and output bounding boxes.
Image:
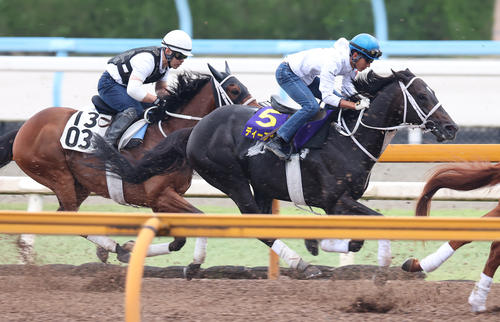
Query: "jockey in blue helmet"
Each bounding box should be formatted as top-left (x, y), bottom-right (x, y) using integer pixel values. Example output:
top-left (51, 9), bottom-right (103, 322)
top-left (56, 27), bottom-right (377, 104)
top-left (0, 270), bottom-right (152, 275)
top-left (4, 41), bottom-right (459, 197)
top-left (349, 33), bottom-right (382, 63)
top-left (265, 33), bottom-right (382, 160)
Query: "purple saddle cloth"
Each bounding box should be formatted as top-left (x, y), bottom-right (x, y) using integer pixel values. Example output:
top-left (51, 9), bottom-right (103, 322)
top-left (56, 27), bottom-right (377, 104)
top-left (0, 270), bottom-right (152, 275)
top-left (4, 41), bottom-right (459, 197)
top-left (242, 106), bottom-right (334, 150)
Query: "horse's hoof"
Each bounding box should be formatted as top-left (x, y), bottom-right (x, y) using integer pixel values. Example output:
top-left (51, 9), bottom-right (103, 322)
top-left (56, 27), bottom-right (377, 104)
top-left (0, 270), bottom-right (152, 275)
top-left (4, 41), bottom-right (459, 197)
top-left (302, 265), bottom-right (323, 279)
top-left (121, 240), bottom-right (135, 252)
top-left (297, 259), bottom-right (323, 279)
top-left (116, 244), bottom-right (130, 263)
top-left (401, 258), bottom-right (423, 272)
top-left (348, 240), bottom-right (364, 252)
top-left (304, 239), bottom-right (319, 256)
top-left (183, 263), bottom-right (201, 281)
top-left (96, 246), bottom-right (109, 263)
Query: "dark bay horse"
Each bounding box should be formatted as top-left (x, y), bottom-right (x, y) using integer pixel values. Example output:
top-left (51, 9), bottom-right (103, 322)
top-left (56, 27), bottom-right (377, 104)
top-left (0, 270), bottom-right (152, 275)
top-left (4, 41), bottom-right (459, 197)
top-left (90, 69), bottom-right (458, 276)
top-left (402, 162), bottom-right (500, 312)
top-left (0, 62), bottom-right (257, 264)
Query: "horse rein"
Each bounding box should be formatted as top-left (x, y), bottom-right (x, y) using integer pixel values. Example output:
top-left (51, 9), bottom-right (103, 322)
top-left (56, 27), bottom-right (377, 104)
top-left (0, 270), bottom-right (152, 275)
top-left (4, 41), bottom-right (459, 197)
top-left (334, 76), bottom-right (443, 161)
top-left (152, 74), bottom-right (256, 138)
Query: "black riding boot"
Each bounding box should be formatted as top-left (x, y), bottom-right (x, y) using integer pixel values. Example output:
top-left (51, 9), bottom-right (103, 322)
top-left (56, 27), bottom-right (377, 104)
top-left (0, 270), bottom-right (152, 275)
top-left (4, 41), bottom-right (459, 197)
top-left (104, 108), bottom-right (138, 147)
top-left (264, 135), bottom-right (292, 160)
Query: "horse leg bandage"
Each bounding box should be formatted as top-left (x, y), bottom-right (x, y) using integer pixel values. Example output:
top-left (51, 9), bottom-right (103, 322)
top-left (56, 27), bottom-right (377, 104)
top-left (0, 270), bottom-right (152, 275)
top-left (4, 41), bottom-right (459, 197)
top-left (146, 242), bottom-right (171, 257)
top-left (377, 239), bottom-right (392, 267)
top-left (419, 242), bottom-right (455, 272)
top-left (271, 239), bottom-right (301, 269)
top-left (86, 235), bottom-right (117, 252)
top-left (320, 239), bottom-right (349, 253)
top-left (192, 237), bottom-right (208, 264)
top-left (468, 273), bottom-right (492, 312)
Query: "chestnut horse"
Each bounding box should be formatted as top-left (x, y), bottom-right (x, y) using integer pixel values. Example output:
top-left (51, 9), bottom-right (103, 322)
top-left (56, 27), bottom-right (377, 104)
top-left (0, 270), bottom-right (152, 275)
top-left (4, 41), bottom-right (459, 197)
top-left (402, 162), bottom-right (500, 312)
top-left (0, 62), bottom-right (257, 265)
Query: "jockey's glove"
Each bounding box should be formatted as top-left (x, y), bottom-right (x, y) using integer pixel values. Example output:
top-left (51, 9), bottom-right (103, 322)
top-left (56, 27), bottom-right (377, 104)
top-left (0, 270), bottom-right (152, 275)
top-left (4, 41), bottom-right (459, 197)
top-left (355, 96), bottom-right (370, 110)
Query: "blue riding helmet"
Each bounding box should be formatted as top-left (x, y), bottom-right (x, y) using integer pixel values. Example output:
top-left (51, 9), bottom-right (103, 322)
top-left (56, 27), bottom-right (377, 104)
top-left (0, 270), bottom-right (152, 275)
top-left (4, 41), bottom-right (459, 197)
top-left (349, 33), bottom-right (382, 60)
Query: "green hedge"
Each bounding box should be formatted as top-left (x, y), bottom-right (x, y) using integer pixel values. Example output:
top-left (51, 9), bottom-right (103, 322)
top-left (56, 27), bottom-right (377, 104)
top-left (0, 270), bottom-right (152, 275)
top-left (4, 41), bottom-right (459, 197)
top-left (0, 0), bottom-right (494, 40)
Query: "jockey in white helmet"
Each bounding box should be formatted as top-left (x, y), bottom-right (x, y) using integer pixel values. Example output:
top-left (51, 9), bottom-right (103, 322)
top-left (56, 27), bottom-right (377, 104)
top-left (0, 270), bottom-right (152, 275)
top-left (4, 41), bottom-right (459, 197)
top-left (97, 30), bottom-right (193, 148)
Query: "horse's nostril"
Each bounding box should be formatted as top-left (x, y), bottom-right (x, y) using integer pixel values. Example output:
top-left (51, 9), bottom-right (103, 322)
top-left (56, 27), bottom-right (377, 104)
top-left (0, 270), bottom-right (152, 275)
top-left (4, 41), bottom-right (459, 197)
top-left (444, 124), bottom-right (458, 133)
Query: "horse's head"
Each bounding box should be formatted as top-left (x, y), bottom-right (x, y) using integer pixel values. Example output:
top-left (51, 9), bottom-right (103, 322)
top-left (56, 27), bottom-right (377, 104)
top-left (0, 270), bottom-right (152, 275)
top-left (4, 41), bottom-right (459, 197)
top-left (390, 69), bottom-right (457, 142)
top-left (208, 62), bottom-right (257, 106)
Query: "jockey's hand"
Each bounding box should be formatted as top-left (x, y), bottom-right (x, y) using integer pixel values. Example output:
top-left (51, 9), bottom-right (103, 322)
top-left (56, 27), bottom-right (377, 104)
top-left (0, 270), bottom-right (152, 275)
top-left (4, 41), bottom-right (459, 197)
top-left (153, 97), bottom-right (168, 108)
top-left (146, 107), bottom-right (166, 123)
top-left (355, 96), bottom-right (370, 110)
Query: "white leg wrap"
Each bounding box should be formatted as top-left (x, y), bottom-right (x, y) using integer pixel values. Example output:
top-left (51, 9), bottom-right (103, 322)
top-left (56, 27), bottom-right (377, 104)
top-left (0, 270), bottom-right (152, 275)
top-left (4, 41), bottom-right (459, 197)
top-left (468, 273), bottom-right (492, 312)
top-left (86, 235), bottom-right (117, 252)
top-left (419, 242), bottom-right (455, 273)
top-left (192, 237), bottom-right (208, 264)
top-left (271, 239), bottom-right (301, 269)
top-left (146, 242), bottom-right (171, 257)
top-left (319, 239), bottom-right (349, 253)
top-left (377, 239), bottom-right (392, 267)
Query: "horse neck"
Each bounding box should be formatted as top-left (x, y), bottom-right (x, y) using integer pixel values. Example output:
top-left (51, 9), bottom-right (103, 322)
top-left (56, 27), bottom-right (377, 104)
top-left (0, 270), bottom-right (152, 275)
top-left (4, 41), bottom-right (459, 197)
top-left (337, 82), bottom-right (403, 160)
top-left (160, 81), bottom-right (216, 133)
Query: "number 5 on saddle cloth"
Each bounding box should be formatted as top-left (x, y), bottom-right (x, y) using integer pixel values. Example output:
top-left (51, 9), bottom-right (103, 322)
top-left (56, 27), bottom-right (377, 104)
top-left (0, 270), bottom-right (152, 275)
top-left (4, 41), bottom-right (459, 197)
top-left (242, 104), bottom-right (335, 152)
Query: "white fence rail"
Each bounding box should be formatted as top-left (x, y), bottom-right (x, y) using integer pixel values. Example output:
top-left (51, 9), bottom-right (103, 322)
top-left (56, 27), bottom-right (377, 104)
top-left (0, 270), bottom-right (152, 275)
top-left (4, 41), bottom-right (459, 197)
top-left (1, 56), bottom-right (500, 126)
top-left (2, 176), bottom-right (499, 202)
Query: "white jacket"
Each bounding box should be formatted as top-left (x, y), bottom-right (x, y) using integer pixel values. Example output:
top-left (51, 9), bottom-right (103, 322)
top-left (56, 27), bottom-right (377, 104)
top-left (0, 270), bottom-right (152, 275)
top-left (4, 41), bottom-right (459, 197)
top-left (285, 38), bottom-right (357, 107)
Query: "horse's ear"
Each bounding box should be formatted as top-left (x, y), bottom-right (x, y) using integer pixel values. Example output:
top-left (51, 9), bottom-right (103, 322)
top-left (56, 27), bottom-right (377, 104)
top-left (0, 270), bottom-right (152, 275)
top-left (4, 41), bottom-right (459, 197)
top-left (207, 63), bottom-right (224, 82)
top-left (225, 61), bottom-right (232, 75)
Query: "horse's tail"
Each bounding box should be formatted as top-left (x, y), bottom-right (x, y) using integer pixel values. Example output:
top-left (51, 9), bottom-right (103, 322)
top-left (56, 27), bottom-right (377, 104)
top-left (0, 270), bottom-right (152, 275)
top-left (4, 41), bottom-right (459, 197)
top-left (0, 128), bottom-right (20, 168)
top-left (91, 127), bottom-right (194, 184)
top-left (415, 162), bottom-right (500, 217)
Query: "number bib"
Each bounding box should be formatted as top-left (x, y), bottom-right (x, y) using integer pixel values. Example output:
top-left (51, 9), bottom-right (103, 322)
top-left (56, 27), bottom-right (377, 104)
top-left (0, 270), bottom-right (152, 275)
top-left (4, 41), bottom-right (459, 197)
top-left (60, 111), bottom-right (112, 153)
top-left (242, 107), bottom-right (289, 141)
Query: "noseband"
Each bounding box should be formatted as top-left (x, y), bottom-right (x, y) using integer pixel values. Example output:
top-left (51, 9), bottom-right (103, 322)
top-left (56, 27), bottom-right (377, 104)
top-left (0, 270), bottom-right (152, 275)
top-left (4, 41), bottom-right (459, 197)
top-left (214, 75), bottom-right (257, 106)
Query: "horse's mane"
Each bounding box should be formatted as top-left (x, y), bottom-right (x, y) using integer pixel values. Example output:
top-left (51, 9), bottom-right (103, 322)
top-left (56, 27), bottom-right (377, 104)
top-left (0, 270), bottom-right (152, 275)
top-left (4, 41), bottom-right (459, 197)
top-left (352, 70), bottom-right (395, 98)
top-left (162, 72), bottom-right (212, 113)
top-left (353, 69), bottom-right (416, 99)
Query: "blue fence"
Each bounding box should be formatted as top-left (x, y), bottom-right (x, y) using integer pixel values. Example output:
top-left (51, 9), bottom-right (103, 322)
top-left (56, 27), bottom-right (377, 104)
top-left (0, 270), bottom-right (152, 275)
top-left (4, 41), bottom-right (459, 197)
top-left (2, 37), bottom-right (500, 56)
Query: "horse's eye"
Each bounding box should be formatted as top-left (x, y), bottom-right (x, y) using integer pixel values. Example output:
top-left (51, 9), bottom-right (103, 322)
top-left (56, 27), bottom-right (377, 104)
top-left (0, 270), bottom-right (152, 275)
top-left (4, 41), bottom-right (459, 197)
top-left (230, 89), bottom-right (240, 95)
top-left (417, 94), bottom-right (426, 101)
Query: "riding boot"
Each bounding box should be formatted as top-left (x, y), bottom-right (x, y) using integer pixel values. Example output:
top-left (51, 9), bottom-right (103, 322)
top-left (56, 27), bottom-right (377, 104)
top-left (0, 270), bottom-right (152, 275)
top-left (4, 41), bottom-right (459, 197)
top-left (264, 135), bottom-right (292, 160)
top-left (104, 108), bottom-right (138, 147)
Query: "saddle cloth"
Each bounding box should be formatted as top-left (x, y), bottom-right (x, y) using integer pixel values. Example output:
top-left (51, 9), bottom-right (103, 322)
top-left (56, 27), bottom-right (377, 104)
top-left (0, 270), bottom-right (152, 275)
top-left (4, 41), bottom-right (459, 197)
top-left (59, 108), bottom-right (146, 206)
top-left (60, 108), bottom-right (146, 153)
top-left (242, 105), bottom-right (335, 151)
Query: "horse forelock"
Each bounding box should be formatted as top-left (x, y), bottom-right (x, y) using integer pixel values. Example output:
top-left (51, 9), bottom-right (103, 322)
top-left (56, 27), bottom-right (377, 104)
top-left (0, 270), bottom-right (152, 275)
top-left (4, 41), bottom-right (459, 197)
top-left (162, 72), bottom-right (211, 113)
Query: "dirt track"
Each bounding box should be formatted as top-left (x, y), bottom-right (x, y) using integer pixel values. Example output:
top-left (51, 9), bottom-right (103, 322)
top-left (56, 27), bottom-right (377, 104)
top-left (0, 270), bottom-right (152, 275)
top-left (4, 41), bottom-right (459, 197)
top-left (0, 263), bottom-right (499, 321)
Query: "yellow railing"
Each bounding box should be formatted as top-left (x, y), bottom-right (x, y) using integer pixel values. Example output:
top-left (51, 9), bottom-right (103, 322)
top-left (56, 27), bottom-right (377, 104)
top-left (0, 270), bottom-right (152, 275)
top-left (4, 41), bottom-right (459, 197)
top-left (2, 211), bottom-right (500, 322)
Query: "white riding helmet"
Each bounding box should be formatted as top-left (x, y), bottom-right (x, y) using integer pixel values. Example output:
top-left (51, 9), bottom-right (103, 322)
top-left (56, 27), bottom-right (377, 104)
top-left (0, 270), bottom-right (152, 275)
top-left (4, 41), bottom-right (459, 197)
top-left (161, 30), bottom-right (193, 56)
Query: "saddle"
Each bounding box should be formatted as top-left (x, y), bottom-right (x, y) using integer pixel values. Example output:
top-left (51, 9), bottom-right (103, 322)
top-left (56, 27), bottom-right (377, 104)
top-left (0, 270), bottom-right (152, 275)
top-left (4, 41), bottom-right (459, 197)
top-left (243, 95), bottom-right (335, 151)
top-left (89, 95), bottom-right (147, 150)
top-left (91, 95), bottom-right (118, 115)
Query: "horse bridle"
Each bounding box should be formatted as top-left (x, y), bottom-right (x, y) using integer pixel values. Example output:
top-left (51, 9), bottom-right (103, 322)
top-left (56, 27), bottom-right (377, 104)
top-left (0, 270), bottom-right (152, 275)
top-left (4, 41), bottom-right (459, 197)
top-left (334, 76), bottom-right (443, 161)
top-left (147, 74), bottom-right (256, 138)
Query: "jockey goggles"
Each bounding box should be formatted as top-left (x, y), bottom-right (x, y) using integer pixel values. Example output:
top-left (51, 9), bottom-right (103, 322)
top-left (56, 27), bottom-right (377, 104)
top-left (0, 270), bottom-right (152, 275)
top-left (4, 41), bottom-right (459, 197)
top-left (349, 41), bottom-right (382, 61)
top-left (171, 51), bottom-right (187, 60)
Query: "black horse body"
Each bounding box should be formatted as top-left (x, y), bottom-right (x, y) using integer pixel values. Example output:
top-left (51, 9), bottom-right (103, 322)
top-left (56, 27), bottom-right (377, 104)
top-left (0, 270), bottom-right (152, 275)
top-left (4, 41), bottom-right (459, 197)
top-left (91, 69), bottom-right (458, 271)
top-left (185, 69), bottom-right (457, 217)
